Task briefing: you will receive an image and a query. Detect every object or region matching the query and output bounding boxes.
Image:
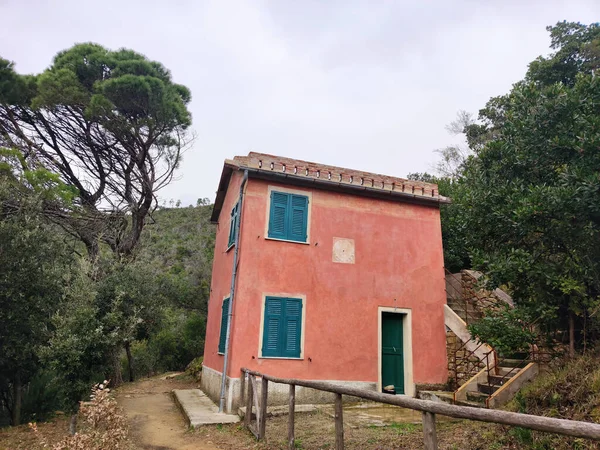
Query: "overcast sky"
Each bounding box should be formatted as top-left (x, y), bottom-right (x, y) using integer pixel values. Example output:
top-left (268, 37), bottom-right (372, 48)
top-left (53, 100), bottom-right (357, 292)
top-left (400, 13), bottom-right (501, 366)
top-left (1, 1), bottom-right (599, 205)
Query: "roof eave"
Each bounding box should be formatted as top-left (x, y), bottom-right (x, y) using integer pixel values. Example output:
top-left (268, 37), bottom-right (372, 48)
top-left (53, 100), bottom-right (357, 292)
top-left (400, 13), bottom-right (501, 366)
top-left (245, 168), bottom-right (451, 206)
top-left (210, 162), bottom-right (237, 223)
top-left (211, 163), bottom-right (451, 223)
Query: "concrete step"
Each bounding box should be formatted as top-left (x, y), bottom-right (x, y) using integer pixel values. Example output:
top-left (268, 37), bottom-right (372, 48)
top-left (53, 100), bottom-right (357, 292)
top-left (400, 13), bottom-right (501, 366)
top-left (497, 366), bottom-right (518, 376)
top-left (466, 390), bottom-right (489, 403)
top-left (454, 399), bottom-right (486, 408)
top-left (488, 374), bottom-right (512, 386)
top-left (500, 359), bottom-right (530, 368)
top-left (418, 391), bottom-right (455, 405)
top-left (173, 389), bottom-right (240, 427)
top-left (477, 383), bottom-right (500, 395)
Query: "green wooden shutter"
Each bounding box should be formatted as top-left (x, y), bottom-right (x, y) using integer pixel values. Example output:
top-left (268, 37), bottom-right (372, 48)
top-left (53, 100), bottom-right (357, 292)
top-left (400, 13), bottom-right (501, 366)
top-left (268, 192), bottom-right (288, 239)
top-left (262, 297), bottom-right (283, 357)
top-left (288, 195), bottom-right (308, 242)
top-left (228, 202), bottom-right (239, 247)
top-left (218, 297), bottom-right (230, 354)
top-left (268, 191), bottom-right (308, 242)
top-left (262, 297), bottom-right (302, 358)
top-left (283, 298), bottom-right (302, 358)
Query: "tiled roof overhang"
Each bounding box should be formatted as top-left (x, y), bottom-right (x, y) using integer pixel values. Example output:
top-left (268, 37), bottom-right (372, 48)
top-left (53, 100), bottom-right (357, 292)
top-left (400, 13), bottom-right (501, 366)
top-left (210, 153), bottom-right (451, 223)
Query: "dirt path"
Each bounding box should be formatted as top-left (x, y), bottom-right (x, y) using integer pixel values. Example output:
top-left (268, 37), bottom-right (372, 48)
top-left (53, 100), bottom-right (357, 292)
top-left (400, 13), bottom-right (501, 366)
top-left (116, 374), bottom-right (221, 450)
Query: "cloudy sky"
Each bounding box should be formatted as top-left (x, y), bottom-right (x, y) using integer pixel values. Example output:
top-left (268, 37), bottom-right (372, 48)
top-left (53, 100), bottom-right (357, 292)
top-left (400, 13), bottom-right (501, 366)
top-left (1, 1), bottom-right (599, 205)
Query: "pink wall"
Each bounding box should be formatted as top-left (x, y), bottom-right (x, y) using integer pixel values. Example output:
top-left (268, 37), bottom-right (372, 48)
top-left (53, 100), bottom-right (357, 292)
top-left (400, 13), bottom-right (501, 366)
top-left (204, 175), bottom-right (448, 385)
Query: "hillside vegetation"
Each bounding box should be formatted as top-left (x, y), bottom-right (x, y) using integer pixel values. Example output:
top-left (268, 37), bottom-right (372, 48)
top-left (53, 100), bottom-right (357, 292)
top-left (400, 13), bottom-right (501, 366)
top-left (118, 204), bottom-right (216, 379)
top-left (0, 201), bottom-right (216, 427)
top-left (137, 203), bottom-right (215, 313)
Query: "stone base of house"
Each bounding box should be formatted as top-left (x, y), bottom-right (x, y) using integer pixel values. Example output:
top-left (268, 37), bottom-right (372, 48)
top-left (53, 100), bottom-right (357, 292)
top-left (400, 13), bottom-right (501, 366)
top-left (201, 365), bottom-right (377, 414)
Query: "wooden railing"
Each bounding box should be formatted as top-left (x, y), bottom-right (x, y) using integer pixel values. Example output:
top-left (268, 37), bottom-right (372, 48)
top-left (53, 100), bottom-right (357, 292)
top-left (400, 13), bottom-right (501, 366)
top-left (241, 367), bottom-right (600, 450)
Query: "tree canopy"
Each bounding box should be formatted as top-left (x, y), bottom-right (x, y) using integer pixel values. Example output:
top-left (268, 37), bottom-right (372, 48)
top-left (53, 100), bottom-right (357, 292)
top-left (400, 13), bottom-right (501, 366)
top-left (0, 43), bottom-right (193, 257)
top-left (436, 21), bottom-right (600, 354)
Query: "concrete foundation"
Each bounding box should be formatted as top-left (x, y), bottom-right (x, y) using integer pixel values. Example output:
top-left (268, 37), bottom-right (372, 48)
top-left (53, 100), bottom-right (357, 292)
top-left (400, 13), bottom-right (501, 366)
top-left (173, 389), bottom-right (239, 427)
top-left (201, 364), bottom-right (377, 414)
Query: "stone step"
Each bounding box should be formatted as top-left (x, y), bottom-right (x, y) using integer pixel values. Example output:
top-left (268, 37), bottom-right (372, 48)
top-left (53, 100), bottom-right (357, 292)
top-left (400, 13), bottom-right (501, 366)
top-left (173, 389), bottom-right (240, 427)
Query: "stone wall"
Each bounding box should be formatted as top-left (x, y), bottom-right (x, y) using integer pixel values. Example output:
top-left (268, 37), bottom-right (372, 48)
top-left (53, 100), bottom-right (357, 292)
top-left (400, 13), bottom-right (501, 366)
top-left (461, 270), bottom-right (513, 311)
top-left (446, 328), bottom-right (485, 388)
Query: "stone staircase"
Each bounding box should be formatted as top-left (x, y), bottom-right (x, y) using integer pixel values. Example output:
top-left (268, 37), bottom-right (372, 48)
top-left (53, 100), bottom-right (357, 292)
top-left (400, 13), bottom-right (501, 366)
top-left (446, 297), bottom-right (483, 324)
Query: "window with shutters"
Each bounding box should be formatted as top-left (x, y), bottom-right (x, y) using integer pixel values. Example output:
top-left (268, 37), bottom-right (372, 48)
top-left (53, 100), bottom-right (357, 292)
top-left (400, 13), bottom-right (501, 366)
top-left (267, 191), bottom-right (309, 243)
top-left (227, 201), bottom-right (240, 248)
top-left (261, 296), bottom-right (303, 358)
top-left (218, 297), bottom-right (230, 354)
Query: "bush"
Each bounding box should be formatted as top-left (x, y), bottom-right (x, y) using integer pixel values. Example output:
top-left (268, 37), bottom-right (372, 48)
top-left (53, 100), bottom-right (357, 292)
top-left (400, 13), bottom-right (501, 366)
top-left (186, 357), bottom-right (203, 380)
top-left (121, 310), bottom-right (206, 378)
top-left (149, 328), bottom-right (181, 372)
top-left (20, 370), bottom-right (64, 423)
top-left (468, 306), bottom-right (537, 356)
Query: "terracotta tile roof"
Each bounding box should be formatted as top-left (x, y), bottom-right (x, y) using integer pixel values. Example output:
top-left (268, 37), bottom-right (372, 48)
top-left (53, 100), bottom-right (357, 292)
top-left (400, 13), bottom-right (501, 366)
top-left (228, 152), bottom-right (447, 201)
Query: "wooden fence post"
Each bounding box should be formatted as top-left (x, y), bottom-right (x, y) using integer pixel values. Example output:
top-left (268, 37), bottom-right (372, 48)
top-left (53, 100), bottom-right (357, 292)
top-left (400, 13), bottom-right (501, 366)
top-left (244, 372), bottom-right (253, 427)
top-left (422, 411), bottom-right (438, 450)
top-left (335, 393), bottom-right (344, 450)
top-left (288, 384), bottom-right (295, 450)
top-left (240, 370), bottom-right (246, 407)
top-left (258, 377), bottom-right (268, 440)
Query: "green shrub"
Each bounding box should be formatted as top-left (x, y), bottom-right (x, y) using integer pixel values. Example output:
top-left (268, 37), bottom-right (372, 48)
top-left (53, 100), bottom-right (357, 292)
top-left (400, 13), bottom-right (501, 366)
top-left (123, 309), bottom-right (206, 377)
top-left (149, 328), bottom-right (181, 372)
top-left (468, 306), bottom-right (537, 355)
top-left (20, 369), bottom-right (64, 423)
top-left (186, 357), bottom-right (203, 379)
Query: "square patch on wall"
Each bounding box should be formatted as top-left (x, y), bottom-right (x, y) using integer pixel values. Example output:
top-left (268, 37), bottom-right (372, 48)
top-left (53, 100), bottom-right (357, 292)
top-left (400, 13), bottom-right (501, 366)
top-left (332, 237), bottom-right (355, 264)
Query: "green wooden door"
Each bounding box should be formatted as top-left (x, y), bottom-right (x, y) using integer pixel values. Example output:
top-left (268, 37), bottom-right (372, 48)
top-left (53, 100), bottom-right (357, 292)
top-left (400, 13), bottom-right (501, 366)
top-left (381, 312), bottom-right (405, 394)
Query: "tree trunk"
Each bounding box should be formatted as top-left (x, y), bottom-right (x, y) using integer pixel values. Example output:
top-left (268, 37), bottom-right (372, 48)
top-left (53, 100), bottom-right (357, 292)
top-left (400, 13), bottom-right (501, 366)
top-left (111, 350), bottom-right (124, 387)
top-left (69, 413), bottom-right (77, 435)
top-left (569, 310), bottom-right (576, 358)
top-left (125, 341), bottom-right (134, 382)
top-left (11, 376), bottom-right (22, 426)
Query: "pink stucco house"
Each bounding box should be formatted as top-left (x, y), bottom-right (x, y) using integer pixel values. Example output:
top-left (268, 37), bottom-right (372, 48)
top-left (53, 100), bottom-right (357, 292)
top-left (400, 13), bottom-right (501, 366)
top-left (202, 152), bottom-right (450, 412)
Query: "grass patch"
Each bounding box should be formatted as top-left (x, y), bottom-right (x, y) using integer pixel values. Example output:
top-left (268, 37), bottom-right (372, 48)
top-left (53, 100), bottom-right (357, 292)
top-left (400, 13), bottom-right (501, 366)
top-left (388, 422), bottom-right (417, 434)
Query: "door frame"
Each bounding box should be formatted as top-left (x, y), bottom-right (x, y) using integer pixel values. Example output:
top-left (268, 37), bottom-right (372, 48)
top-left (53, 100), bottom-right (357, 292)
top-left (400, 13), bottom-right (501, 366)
top-left (377, 307), bottom-right (415, 396)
